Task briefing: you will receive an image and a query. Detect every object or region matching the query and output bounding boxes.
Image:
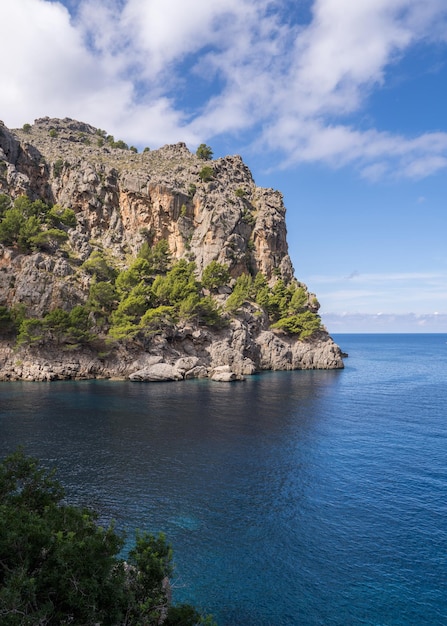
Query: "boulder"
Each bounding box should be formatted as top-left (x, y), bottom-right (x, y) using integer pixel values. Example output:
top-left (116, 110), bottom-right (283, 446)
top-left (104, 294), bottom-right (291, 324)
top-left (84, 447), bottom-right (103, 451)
top-left (129, 362), bottom-right (183, 382)
top-left (210, 365), bottom-right (244, 382)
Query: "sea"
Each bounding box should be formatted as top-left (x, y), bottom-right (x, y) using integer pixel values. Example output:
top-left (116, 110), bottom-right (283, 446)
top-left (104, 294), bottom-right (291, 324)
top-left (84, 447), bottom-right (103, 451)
top-left (0, 334), bottom-right (446, 626)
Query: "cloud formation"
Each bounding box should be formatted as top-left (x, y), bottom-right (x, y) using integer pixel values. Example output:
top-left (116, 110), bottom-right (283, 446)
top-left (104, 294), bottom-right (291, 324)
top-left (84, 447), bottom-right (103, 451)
top-left (1, 0), bottom-right (447, 178)
top-left (309, 271), bottom-right (447, 315)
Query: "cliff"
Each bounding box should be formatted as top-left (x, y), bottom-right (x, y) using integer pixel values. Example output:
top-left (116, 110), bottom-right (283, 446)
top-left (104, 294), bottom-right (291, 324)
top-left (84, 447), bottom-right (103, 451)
top-left (0, 117), bottom-right (343, 381)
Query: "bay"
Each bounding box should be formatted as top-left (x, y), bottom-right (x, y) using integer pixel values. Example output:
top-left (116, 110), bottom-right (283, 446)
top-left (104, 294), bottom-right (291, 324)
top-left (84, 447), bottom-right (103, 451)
top-left (0, 334), bottom-right (446, 625)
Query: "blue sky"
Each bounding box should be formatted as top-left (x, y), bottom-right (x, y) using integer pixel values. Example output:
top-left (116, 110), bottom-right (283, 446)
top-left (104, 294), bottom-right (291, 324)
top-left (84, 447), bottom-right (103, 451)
top-left (1, 0), bottom-right (447, 331)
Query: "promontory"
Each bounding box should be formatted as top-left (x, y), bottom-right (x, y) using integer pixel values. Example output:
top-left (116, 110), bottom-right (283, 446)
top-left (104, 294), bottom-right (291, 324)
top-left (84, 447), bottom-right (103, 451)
top-left (0, 117), bottom-right (343, 381)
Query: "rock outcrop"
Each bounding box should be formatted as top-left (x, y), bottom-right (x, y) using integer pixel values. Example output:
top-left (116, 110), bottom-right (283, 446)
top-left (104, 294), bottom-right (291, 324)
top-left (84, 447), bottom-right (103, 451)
top-left (0, 117), bottom-right (343, 381)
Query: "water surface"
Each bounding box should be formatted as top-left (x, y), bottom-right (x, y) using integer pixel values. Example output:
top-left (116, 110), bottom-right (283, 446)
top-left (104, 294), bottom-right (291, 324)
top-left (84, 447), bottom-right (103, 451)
top-left (1, 334), bottom-right (446, 625)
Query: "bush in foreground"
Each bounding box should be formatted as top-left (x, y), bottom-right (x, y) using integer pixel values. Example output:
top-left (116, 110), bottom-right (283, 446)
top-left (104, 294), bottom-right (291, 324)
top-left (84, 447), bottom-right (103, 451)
top-left (0, 450), bottom-right (214, 625)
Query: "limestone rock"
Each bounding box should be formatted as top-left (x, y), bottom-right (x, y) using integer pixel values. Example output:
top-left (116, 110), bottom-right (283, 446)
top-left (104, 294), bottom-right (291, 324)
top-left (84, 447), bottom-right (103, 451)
top-left (210, 365), bottom-right (244, 382)
top-left (129, 363), bottom-right (183, 382)
top-left (0, 117), bottom-right (345, 381)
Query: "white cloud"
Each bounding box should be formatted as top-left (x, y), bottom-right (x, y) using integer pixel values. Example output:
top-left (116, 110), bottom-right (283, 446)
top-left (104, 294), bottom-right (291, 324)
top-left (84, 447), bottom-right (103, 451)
top-left (322, 312), bottom-right (447, 333)
top-left (307, 270), bottom-right (447, 315)
top-left (1, 0), bottom-right (447, 177)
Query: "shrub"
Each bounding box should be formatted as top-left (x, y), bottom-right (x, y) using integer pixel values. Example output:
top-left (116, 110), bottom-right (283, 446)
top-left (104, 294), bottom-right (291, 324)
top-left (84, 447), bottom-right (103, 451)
top-left (17, 318), bottom-right (45, 345)
top-left (196, 143), bottom-right (213, 160)
top-left (22, 123), bottom-right (32, 133)
top-left (53, 159), bottom-right (64, 178)
top-left (137, 239), bottom-right (171, 274)
top-left (140, 305), bottom-right (175, 333)
top-left (82, 250), bottom-right (117, 282)
top-left (201, 260), bottom-right (230, 291)
top-left (0, 193), bottom-right (11, 217)
top-left (271, 310), bottom-right (322, 338)
top-left (47, 205), bottom-right (76, 228)
top-left (152, 260), bottom-right (199, 306)
top-left (199, 166), bottom-right (214, 182)
top-left (225, 273), bottom-right (253, 313)
top-left (87, 280), bottom-right (117, 314)
top-left (0, 450), bottom-right (211, 625)
top-left (30, 228), bottom-right (68, 251)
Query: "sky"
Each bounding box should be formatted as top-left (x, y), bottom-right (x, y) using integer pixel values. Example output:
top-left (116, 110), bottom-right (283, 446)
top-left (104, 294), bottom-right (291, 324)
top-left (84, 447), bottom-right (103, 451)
top-left (1, 0), bottom-right (447, 332)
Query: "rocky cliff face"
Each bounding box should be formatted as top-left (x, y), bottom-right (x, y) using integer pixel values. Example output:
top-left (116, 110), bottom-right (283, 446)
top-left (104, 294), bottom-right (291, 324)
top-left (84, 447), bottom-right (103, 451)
top-left (0, 117), bottom-right (343, 381)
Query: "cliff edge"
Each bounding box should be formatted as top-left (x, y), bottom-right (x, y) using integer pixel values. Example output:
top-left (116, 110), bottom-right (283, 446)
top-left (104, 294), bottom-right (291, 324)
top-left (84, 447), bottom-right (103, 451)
top-left (0, 117), bottom-right (343, 381)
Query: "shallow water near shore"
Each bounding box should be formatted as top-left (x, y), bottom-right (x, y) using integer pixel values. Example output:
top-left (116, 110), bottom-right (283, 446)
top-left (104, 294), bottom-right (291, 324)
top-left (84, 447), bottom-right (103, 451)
top-left (1, 334), bottom-right (446, 625)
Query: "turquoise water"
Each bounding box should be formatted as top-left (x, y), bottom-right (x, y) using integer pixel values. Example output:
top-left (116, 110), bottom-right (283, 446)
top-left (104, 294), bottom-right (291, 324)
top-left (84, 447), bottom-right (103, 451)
top-left (0, 334), bottom-right (446, 625)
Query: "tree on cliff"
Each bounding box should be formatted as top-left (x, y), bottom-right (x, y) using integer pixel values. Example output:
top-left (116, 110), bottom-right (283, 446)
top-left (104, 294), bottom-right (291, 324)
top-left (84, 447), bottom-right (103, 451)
top-left (0, 450), bottom-right (214, 625)
top-left (195, 144), bottom-right (213, 160)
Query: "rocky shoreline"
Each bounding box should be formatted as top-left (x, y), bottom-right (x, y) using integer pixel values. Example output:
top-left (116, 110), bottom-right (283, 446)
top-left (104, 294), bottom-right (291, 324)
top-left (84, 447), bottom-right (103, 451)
top-left (0, 323), bottom-right (343, 382)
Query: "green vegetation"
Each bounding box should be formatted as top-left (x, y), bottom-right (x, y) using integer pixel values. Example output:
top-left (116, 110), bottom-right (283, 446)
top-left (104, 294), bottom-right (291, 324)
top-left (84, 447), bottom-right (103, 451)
top-left (196, 143), bottom-right (213, 160)
top-left (16, 306), bottom-right (94, 347)
top-left (0, 195), bottom-right (76, 253)
top-left (53, 158), bottom-right (64, 178)
top-left (0, 450), bottom-right (214, 625)
top-left (201, 261), bottom-right (230, 292)
top-left (1, 197), bottom-right (320, 345)
top-left (225, 272), bottom-right (322, 339)
top-left (22, 123), bottom-right (32, 133)
top-left (0, 193), bottom-right (11, 217)
top-left (199, 166), bottom-right (214, 182)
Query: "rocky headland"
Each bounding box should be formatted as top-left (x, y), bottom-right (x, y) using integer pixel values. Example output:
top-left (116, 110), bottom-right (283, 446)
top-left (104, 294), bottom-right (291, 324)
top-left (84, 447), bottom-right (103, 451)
top-left (0, 117), bottom-right (343, 381)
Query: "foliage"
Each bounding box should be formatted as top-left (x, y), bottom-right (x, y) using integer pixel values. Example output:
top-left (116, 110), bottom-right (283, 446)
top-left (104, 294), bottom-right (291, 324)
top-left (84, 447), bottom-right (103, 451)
top-left (196, 143), bottom-right (213, 160)
top-left (235, 188), bottom-right (245, 198)
top-left (201, 260), bottom-right (230, 291)
top-left (82, 250), bottom-right (117, 282)
top-left (87, 280), bottom-right (117, 314)
top-left (16, 318), bottom-right (45, 346)
top-left (115, 258), bottom-right (152, 296)
top-left (111, 282), bottom-right (154, 325)
top-left (271, 310), bottom-right (322, 338)
top-left (140, 305), bottom-right (175, 333)
top-left (0, 208), bottom-right (27, 246)
top-left (30, 228), bottom-right (68, 251)
top-left (17, 307), bottom-right (94, 346)
top-left (0, 196), bottom-right (73, 253)
top-left (225, 273), bottom-right (253, 313)
top-left (47, 204), bottom-right (76, 228)
top-left (0, 450), bottom-right (210, 625)
top-left (0, 305), bottom-right (15, 335)
top-left (53, 159), bottom-right (64, 178)
top-left (0, 193), bottom-right (11, 217)
top-left (49, 128), bottom-right (58, 138)
top-left (198, 166), bottom-right (214, 182)
top-left (241, 208), bottom-right (255, 225)
top-left (22, 123), bottom-right (32, 133)
top-left (113, 139), bottom-right (129, 150)
top-left (152, 259), bottom-right (199, 306)
top-left (137, 239), bottom-right (171, 274)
